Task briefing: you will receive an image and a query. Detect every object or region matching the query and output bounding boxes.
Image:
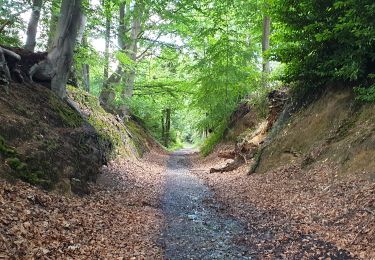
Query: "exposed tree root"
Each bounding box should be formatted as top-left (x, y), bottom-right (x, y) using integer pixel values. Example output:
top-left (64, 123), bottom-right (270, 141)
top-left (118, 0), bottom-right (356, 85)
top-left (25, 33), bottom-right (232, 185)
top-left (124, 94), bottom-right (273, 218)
top-left (210, 90), bottom-right (289, 174)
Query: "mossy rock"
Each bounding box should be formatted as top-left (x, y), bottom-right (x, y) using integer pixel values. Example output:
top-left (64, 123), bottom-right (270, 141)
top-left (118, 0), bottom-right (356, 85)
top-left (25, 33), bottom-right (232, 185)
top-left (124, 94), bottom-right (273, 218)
top-left (67, 86), bottom-right (132, 159)
top-left (5, 157), bottom-right (52, 189)
top-left (49, 93), bottom-right (83, 128)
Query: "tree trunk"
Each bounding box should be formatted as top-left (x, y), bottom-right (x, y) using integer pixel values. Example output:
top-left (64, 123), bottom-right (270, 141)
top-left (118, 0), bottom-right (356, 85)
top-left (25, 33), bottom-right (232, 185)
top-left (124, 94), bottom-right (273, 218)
top-left (48, 0), bottom-right (83, 98)
top-left (100, 0), bottom-right (143, 116)
top-left (0, 47), bottom-right (11, 90)
top-left (103, 0), bottom-right (111, 81)
top-left (161, 111), bottom-right (165, 145)
top-left (262, 16), bottom-right (271, 79)
top-left (24, 0), bottom-right (43, 52)
top-left (100, 1), bottom-right (131, 115)
top-left (164, 108), bottom-right (171, 147)
top-left (121, 1), bottom-right (143, 99)
top-left (47, 0), bottom-right (61, 50)
top-left (82, 36), bottom-right (90, 92)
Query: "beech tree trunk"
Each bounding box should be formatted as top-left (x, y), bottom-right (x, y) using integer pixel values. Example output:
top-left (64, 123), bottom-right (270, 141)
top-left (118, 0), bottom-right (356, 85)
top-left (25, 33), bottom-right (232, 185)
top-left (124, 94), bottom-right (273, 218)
top-left (161, 112), bottom-right (165, 144)
top-left (121, 0), bottom-right (143, 99)
top-left (103, 0), bottom-right (111, 81)
top-left (48, 0), bottom-right (83, 98)
top-left (99, 0), bottom-right (143, 116)
top-left (82, 35), bottom-right (90, 92)
top-left (47, 0), bottom-right (61, 50)
top-left (25, 0), bottom-right (43, 52)
top-left (262, 16), bottom-right (271, 81)
top-left (164, 108), bottom-right (171, 147)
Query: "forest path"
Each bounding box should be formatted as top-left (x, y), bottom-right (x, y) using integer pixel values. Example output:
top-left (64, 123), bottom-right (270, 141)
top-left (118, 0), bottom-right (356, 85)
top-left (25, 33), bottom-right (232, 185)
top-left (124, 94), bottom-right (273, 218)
top-left (160, 149), bottom-right (252, 259)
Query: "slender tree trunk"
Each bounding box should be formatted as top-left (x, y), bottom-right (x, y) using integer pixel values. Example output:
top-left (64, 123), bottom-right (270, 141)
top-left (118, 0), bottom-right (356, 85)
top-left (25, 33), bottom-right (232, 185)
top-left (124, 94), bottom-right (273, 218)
top-left (82, 35), bottom-right (90, 92)
top-left (161, 111), bottom-right (165, 145)
top-left (262, 16), bottom-right (271, 80)
top-left (47, 0), bottom-right (61, 50)
top-left (103, 0), bottom-right (111, 81)
top-left (121, 1), bottom-right (143, 99)
top-left (99, 0), bottom-right (114, 110)
top-left (100, 1), bottom-right (131, 115)
top-left (48, 0), bottom-right (83, 98)
top-left (24, 0), bottom-right (43, 52)
top-left (164, 108), bottom-right (171, 147)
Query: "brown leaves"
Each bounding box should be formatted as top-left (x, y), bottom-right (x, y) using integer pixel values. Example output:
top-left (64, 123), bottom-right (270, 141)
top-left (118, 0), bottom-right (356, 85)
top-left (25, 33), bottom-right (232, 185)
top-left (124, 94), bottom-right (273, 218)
top-left (0, 151), bottom-right (167, 259)
top-left (193, 150), bottom-right (375, 259)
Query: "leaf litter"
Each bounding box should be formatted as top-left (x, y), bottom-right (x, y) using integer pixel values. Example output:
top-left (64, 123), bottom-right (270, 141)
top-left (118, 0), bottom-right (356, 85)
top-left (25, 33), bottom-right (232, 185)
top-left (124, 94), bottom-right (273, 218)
top-left (0, 151), bottom-right (167, 259)
top-left (191, 146), bottom-right (375, 259)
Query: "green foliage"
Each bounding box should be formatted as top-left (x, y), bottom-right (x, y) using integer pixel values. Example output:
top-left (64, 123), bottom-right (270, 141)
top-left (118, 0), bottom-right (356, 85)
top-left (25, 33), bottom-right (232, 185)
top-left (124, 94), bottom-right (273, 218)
top-left (200, 121), bottom-right (227, 157)
top-left (272, 0), bottom-right (375, 96)
top-left (247, 89), bottom-right (270, 119)
top-left (355, 84), bottom-right (375, 102)
top-left (0, 0), bottom-right (28, 46)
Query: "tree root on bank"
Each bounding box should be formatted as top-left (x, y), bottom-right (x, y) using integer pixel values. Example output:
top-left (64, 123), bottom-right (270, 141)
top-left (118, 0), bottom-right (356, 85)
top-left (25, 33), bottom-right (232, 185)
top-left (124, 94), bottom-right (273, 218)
top-left (0, 46), bottom-right (27, 88)
top-left (210, 145), bottom-right (258, 173)
top-left (209, 90), bottom-right (290, 174)
top-left (210, 158), bottom-right (245, 173)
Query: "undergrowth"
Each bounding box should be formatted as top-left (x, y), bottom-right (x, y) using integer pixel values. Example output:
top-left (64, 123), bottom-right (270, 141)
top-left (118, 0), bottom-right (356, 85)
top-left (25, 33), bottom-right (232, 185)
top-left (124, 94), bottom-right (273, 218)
top-left (200, 122), bottom-right (227, 156)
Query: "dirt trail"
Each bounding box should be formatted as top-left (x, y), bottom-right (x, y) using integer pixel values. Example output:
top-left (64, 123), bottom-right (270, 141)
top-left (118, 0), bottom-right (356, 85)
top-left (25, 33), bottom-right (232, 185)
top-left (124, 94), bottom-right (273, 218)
top-left (160, 149), bottom-right (252, 259)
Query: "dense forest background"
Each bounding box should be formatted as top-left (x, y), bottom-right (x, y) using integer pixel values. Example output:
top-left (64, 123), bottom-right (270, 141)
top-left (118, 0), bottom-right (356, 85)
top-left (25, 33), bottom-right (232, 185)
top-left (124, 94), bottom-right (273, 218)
top-left (1, 0), bottom-right (374, 150)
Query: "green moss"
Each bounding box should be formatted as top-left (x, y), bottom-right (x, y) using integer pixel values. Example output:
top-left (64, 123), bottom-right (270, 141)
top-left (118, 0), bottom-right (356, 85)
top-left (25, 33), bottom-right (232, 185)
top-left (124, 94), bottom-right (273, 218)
top-left (6, 157), bottom-right (22, 169)
top-left (68, 86), bottom-right (131, 158)
top-left (67, 86), bottom-right (156, 159)
top-left (0, 136), bottom-right (17, 157)
top-left (4, 157), bottom-right (52, 189)
top-left (49, 93), bottom-right (83, 128)
top-left (126, 120), bottom-right (147, 156)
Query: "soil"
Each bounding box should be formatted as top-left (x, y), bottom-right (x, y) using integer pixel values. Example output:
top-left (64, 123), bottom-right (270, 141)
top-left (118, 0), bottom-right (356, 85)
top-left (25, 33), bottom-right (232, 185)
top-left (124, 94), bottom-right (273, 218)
top-left (0, 82), bottom-right (106, 193)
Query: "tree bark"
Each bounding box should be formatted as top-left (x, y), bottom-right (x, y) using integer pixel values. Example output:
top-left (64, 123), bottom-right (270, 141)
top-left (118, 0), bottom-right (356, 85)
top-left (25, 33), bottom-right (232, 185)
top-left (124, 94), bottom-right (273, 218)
top-left (47, 0), bottom-right (61, 50)
top-left (121, 0), bottom-right (143, 99)
top-left (48, 0), bottom-right (83, 98)
top-left (161, 111), bottom-right (165, 144)
top-left (103, 0), bottom-right (111, 81)
top-left (82, 36), bottom-right (90, 92)
top-left (100, 0), bottom-right (143, 116)
top-left (262, 16), bottom-right (271, 83)
top-left (0, 47), bottom-right (11, 89)
top-left (164, 108), bottom-right (171, 147)
top-left (24, 0), bottom-right (43, 52)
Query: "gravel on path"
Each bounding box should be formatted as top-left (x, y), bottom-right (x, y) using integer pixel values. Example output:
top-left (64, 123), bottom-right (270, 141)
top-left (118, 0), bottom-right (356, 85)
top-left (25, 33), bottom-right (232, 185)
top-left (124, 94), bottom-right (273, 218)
top-left (161, 149), bottom-right (253, 260)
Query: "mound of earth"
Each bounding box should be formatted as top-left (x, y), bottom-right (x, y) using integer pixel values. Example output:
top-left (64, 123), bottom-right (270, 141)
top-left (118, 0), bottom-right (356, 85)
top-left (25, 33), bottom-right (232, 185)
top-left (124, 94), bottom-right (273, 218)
top-left (257, 85), bottom-right (375, 177)
top-left (0, 81), bottom-right (107, 194)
